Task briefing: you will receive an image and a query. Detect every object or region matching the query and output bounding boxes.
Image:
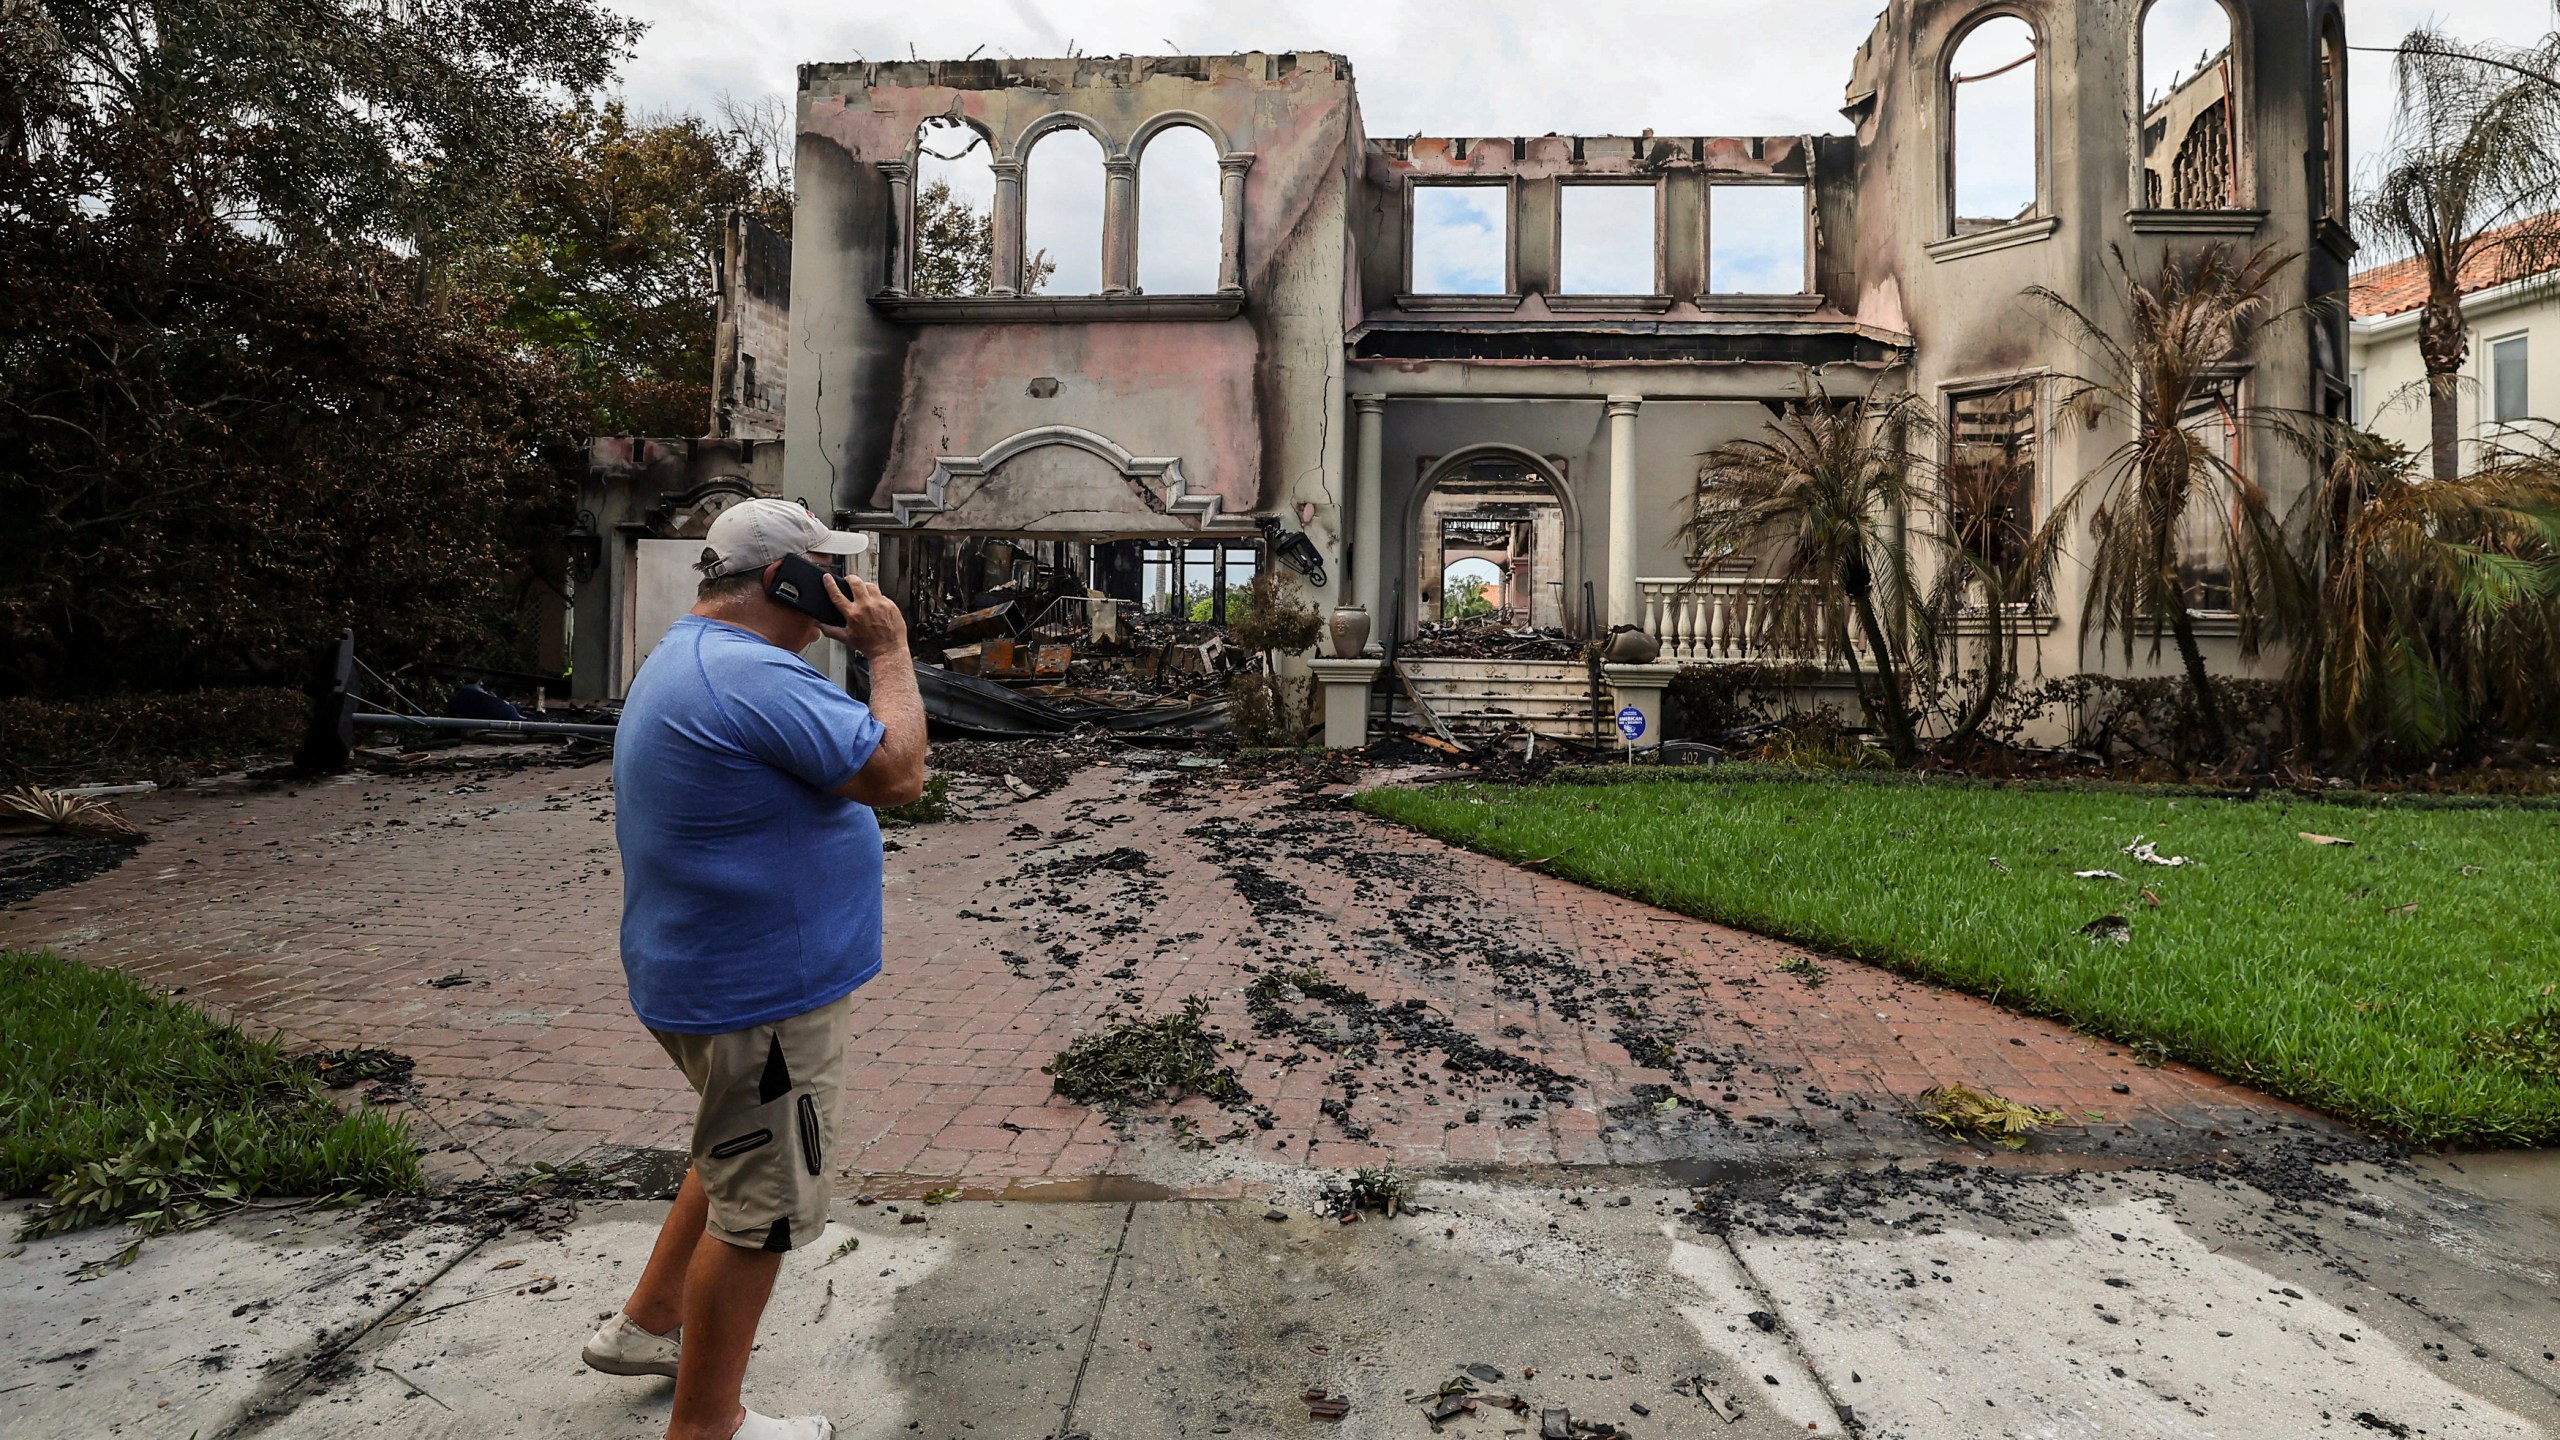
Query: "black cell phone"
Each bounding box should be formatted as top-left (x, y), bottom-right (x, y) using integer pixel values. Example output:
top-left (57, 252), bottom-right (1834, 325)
top-left (766, 553), bottom-right (845, 624)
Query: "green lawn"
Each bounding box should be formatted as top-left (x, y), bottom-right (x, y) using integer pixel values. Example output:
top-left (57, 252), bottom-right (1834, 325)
top-left (1, 950), bottom-right (423, 1236)
top-left (1358, 771), bottom-right (2560, 1146)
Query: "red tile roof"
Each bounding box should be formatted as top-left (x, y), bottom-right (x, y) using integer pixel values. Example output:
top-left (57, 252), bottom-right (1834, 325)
top-left (2351, 212), bottom-right (2560, 319)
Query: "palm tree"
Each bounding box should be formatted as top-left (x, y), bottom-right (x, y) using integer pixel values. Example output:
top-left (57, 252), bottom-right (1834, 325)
top-left (2358, 17), bottom-right (2560, 481)
top-left (1684, 373), bottom-right (1931, 765)
top-left (1922, 443), bottom-right (2087, 751)
top-left (2030, 243), bottom-right (2305, 757)
top-left (2285, 427), bottom-right (2560, 762)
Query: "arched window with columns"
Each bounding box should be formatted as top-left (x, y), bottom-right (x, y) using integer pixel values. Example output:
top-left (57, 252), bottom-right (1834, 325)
top-left (1021, 123), bottom-right (1106, 295)
top-left (1134, 124), bottom-right (1222, 295)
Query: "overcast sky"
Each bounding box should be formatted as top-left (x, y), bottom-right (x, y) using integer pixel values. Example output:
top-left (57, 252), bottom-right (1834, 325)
top-left (609, 0), bottom-right (2555, 290)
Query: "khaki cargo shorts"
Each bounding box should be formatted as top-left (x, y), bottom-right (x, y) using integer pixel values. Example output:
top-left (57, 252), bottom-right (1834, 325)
top-left (652, 991), bottom-right (856, 1253)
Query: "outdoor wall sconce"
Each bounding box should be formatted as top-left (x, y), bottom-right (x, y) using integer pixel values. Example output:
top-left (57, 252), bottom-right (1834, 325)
top-left (1258, 516), bottom-right (1329, 589)
top-left (567, 510), bottom-right (603, 584)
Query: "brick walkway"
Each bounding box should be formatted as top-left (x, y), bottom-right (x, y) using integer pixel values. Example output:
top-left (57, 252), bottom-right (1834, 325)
top-left (0, 750), bottom-right (2298, 1195)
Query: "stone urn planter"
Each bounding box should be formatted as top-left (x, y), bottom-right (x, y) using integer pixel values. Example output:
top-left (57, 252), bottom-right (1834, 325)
top-left (1327, 606), bottom-right (1372, 658)
top-left (1603, 627), bottom-right (1661, 664)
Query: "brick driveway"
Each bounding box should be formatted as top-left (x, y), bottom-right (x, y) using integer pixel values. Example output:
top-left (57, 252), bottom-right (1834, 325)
top-left (0, 748), bottom-right (2297, 1194)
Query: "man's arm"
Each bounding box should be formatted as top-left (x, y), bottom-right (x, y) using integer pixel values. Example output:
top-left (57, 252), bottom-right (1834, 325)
top-left (819, 573), bottom-right (928, 808)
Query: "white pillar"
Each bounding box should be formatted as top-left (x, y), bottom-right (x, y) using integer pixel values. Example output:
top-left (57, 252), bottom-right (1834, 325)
top-left (990, 158), bottom-right (1025, 297)
top-left (879, 161), bottom-right (913, 296)
top-left (1605, 394), bottom-right (1643, 630)
top-left (1351, 393), bottom-right (1386, 647)
top-left (1101, 156), bottom-right (1136, 296)
top-left (1217, 153), bottom-right (1254, 294)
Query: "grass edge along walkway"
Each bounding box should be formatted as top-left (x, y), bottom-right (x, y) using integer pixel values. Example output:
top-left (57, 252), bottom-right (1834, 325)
top-left (0, 949), bottom-right (423, 1238)
top-left (1357, 772), bottom-right (2560, 1147)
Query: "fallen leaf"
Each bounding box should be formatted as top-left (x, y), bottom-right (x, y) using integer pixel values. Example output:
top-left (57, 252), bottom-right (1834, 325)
top-left (2075, 869), bottom-right (2125, 881)
top-left (2385, 902), bottom-right (2418, 917)
top-left (2299, 832), bottom-right (2354, 847)
top-left (2139, 888), bottom-right (2162, 909)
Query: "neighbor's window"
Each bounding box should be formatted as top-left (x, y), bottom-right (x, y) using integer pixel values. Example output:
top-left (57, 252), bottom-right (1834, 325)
top-left (1136, 123), bottom-right (1221, 294)
top-left (1558, 184), bottom-right (1657, 295)
top-left (2141, 0), bottom-right (2241, 211)
top-left (1409, 184), bottom-right (1510, 295)
top-left (2490, 335), bottom-right (2530, 425)
top-left (2348, 369), bottom-right (2365, 425)
top-left (1949, 383), bottom-right (2038, 574)
top-left (1948, 15), bottom-right (2040, 233)
top-left (1706, 185), bottom-right (1808, 294)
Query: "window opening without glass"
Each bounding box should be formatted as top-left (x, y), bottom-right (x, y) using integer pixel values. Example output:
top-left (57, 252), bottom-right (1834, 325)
top-left (1409, 185), bottom-right (1510, 295)
top-left (912, 118), bottom-right (997, 297)
top-left (2141, 0), bottom-right (2241, 211)
top-left (1136, 125), bottom-right (1221, 295)
top-left (1023, 127), bottom-right (1105, 295)
top-left (1706, 186), bottom-right (1808, 294)
top-left (1949, 383), bottom-right (2038, 574)
top-left (1949, 16), bottom-right (2039, 233)
top-left (1558, 184), bottom-right (1657, 295)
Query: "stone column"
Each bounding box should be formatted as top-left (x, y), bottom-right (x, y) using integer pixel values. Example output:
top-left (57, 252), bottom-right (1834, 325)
top-left (879, 160), bottom-right (913, 296)
top-left (1102, 156), bottom-right (1136, 296)
top-left (1351, 393), bottom-right (1387, 647)
top-left (990, 158), bottom-right (1026, 297)
top-left (1217, 153), bottom-right (1255, 295)
top-left (1605, 394), bottom-right (1643, 630)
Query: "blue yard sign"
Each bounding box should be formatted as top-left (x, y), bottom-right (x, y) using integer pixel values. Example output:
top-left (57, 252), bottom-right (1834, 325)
top-left (1615, 705), bottom-right (1646, 741)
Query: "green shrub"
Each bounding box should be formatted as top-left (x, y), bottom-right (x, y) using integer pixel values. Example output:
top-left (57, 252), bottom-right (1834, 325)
top-left (0, 687), bottom-right (308, 784)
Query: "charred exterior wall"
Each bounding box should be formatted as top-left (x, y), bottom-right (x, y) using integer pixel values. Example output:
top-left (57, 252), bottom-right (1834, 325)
top-left (1850, 0), bottom-right (2349, 686)
top-left (788, 52), bottom-right (1356, 607)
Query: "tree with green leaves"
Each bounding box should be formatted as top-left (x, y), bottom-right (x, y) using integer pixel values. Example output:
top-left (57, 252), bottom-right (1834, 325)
top-left (475, 97), bottom-right (793, 438)
top-left (2358, 13), bottom-right (2560, 480)
top-left (1685, 373), bottom-right (1931, 765)
top-left (0, 0), bottom-right (637, 695)
top-left (2030, 244), bottom-right (2306, 757)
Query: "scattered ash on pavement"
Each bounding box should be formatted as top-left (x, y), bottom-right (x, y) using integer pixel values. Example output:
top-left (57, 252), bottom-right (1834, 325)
top-left (307, 1046), bottom-right (421, 1104)
top-left (0, 835), bottom-right (137, 908)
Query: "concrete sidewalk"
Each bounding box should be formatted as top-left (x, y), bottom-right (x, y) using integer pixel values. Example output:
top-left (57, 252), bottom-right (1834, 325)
top-left (7, 1149), bottom-right (2555, 1439)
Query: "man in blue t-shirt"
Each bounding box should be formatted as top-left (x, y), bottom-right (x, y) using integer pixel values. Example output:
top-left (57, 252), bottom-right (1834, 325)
top-left (579, 498), bottom-right (925, 1440)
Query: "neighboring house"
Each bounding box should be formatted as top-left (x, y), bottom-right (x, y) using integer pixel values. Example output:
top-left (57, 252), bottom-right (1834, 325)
top-left (2349, 215), bottom-right (2559, 467)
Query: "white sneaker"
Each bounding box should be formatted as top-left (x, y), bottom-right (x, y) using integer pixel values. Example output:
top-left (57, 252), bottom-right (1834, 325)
top-left (580, 1312), bottom-right (681, 1378)
top-left (733, 1411), bottom-right (834, 1440)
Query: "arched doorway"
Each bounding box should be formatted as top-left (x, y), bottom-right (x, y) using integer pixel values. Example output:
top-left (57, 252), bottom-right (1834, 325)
top-left (1412, 449), bottom-right (1576, 633)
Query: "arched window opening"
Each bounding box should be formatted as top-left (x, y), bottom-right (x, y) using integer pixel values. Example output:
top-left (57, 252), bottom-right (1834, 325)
top-left (2320, 20), bottom-right (2348, 221)
top-left (912, 117), bottom-right (996, 297)
top-left (1948, 15), bottom-right (2040, 234)
top-left (1135, 125), bottom-right (1222, 294)
top-left (2141, 0), bottom-right (2242, 211)
top-left (1022, 126), bottom-right (1104, 295)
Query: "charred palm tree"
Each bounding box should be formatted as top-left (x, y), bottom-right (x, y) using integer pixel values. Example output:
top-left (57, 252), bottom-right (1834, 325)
top-left (2359, 19), bottom-right (2560, 480)
top-left (2030, 243), bottom-right (2306, 757)
top-left (2286, 427), bottom-right (2560, 762)
top-left (1683, 373), bottom-right (1931, 765)
top-left (1922, 446), bottom-right (2087, 752)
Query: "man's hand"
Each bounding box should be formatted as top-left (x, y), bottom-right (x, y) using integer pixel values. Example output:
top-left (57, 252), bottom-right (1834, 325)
top-left (820, 572), bottom-right (908, 659)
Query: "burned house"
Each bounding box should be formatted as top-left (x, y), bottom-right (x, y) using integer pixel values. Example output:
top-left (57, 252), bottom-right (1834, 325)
top-left (579, 1), bottom-right (2353, 745)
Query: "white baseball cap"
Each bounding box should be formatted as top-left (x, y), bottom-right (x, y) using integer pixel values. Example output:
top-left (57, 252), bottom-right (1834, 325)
top-left (696, 498), bottom-right (872, 578)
